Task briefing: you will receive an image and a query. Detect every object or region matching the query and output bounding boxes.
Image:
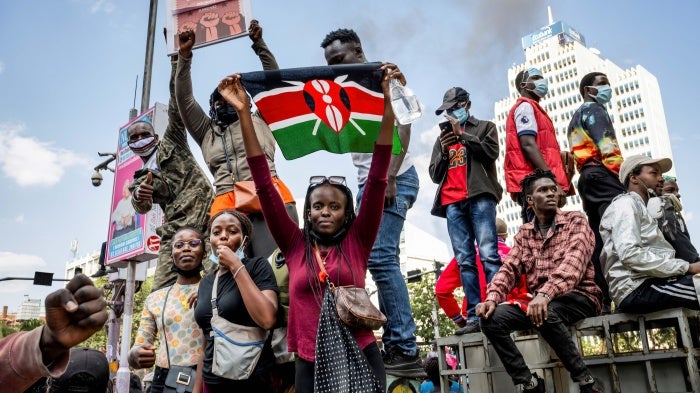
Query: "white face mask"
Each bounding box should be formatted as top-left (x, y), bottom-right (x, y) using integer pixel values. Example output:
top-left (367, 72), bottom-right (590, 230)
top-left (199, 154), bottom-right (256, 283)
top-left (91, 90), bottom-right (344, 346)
top-left (128, 136), bottom-right (158, 157)
top-left (636, 176), bottom-right (657, 198)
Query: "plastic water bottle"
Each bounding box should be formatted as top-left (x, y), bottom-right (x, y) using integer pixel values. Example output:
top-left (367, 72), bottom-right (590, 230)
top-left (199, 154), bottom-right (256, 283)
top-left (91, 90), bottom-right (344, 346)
top-left (390, 78), bottom-right (422, 125)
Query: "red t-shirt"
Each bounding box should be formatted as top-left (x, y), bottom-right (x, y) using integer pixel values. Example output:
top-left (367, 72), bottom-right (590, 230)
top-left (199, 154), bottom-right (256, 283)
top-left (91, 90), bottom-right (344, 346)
top-left (441, 142), bottom-right (468, 205)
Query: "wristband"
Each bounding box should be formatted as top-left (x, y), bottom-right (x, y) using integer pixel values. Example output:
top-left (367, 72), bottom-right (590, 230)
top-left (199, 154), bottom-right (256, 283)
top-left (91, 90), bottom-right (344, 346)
top-left (233, 265), bottom-right (246, 279)
top-left (538, 292), bottom-right (551, 301)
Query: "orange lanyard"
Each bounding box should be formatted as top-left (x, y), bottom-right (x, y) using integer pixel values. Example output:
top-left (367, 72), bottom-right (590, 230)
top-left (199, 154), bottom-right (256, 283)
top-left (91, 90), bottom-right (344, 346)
top-left (313, 246), bottom-right (331, 286)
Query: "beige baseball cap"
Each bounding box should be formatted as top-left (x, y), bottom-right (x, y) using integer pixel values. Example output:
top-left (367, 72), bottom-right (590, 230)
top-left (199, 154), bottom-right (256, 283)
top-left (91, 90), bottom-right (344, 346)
top-left (618, 155), bottom-right (672, 184)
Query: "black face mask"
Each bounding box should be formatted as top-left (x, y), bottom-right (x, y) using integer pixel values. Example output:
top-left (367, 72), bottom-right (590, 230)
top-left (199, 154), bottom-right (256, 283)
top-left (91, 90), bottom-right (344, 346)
top-left (212, 103), bottom-right (239, 128)
top-left (308, 227), bottom-right (348, 246)
top-left (171, 264), bottom-right (203, 278)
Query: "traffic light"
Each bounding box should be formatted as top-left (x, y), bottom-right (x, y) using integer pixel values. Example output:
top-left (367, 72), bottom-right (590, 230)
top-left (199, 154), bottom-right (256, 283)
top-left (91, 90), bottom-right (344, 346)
top-left (33, 272), bottom-right (54, 286)
top-left (406, 269), bottom-right (422, 283)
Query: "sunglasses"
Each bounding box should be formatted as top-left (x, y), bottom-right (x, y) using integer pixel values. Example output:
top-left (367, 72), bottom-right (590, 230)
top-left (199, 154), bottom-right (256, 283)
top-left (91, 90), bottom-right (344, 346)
top-left (309, 176), bottom-right (346, 186)
top-left (173, 239), bottom-right (203, 249)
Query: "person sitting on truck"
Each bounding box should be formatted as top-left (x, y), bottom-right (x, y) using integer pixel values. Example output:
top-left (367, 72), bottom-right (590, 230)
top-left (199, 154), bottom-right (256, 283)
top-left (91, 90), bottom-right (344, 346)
top-left (476, 169), bottom-right (603, 393)
top-left (600, 155), bottom-right (700, 313)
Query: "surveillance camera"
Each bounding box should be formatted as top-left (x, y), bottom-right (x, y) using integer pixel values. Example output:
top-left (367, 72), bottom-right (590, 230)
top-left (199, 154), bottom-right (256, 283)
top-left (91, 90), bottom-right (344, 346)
top-left (91, 171), bottom-right (103, 187)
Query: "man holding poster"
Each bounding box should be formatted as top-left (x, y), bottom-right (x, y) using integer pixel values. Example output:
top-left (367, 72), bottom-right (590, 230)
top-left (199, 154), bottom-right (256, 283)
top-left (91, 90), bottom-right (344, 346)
top-left (175, 20), bottom-right (298, 260)
top-left (128, 54), bottom-right (213, 291)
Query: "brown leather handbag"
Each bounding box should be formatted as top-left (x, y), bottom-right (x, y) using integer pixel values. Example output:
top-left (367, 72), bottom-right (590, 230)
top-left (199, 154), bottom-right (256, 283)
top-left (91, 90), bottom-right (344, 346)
top-left (314, 247), bottom-right (386, 331)
top-left (334, 285), bottom-right (387, 330)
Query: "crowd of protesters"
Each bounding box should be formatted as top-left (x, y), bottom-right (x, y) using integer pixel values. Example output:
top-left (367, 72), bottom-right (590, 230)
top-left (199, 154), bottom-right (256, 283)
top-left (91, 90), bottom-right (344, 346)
top-left (6, 19), bottom-right (700, 393)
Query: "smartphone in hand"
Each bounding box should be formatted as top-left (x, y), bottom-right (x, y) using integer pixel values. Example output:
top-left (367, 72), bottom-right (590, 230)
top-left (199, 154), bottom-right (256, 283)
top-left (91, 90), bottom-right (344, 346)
top-left (439, 121), bottom-right (452, 134)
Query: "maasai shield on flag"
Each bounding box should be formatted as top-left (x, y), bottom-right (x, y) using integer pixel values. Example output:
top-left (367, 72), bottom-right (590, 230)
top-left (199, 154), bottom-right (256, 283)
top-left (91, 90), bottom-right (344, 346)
top-left (240, 62), bottom-right (402, 160)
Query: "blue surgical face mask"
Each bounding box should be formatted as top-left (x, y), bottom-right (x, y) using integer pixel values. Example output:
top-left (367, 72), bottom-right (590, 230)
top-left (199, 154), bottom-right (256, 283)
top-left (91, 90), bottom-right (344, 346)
top-left (449, 107), bottom-right (469, 124)
top-left (235, 235), bottom-right (248, 260)
top-left (208, 235), bottom-right (248, 265)
top-left (208, 249), bottom-right (244, 265)
top-left (588, 84), bottom-right (612, 105)
top-left (529, 78), bottom-right (549, 98)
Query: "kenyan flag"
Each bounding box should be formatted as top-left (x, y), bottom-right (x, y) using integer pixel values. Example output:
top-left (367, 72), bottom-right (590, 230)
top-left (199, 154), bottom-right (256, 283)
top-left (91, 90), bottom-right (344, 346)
top-left (240, 63), bottom-right (401, 160)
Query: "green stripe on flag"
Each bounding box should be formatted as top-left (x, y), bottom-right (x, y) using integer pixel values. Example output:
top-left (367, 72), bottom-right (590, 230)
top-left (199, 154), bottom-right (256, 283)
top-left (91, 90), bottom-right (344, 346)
top-left (272, 119), bottom-right (402, 160)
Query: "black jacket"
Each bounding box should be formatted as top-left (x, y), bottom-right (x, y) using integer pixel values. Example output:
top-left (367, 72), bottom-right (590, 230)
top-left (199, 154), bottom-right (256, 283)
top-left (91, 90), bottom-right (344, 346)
top-left (429, 115), bottom-right (503, 217)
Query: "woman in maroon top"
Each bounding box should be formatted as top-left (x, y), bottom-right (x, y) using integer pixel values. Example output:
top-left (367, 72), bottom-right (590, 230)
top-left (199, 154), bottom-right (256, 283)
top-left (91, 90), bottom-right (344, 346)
top-left (217, 64), bottom-right (403, 393)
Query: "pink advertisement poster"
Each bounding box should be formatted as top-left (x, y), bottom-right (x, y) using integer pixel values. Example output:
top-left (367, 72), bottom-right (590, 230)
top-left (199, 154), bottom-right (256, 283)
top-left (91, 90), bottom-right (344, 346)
top-left (166, 0), bottom-right (253, 55)
top-left (106, 106), bottom-right (165, 266)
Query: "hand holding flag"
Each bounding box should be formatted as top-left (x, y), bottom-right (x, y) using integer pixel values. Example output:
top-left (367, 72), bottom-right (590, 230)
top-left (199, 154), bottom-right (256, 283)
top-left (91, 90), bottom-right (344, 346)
top-left (218, 74), bottom-right (250, 112)
top-left (218, 74), bottom-right (264, 158)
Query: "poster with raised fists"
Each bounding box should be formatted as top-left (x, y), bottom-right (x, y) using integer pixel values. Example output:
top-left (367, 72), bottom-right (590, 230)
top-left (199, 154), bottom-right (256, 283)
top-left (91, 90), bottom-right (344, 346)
top-left (165, 0), bottom-right (253, 55)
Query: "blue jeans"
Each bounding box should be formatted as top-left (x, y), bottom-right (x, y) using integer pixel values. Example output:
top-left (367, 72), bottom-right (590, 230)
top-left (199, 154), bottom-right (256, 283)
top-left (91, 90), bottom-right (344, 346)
top-left (445, 195), bottom-right (501, 321)
top-left (356, 166), bottom-right (419, 356)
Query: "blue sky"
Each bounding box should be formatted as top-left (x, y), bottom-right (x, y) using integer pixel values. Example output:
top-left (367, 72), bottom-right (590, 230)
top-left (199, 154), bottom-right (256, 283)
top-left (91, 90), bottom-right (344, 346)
top-left (1, 0), bottom-right (699, 312)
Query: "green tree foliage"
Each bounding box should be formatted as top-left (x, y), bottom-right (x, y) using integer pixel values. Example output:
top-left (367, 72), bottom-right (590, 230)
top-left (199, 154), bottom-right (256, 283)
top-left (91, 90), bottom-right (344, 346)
top-left (0, 321), bottom-right (19, 338)
top-left (19, 318), bottom-right (44, 331)
top-left (407, 272), bottom-right (456, 346)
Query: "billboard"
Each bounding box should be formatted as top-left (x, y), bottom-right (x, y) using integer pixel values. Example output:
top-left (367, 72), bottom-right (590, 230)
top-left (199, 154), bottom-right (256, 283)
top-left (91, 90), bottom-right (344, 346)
top-left (165, 0), bottom-right (253, 55)
top-left (106, 104), bottom-right (167, 267)
top-left (521, 21), bottom-right (586, 50)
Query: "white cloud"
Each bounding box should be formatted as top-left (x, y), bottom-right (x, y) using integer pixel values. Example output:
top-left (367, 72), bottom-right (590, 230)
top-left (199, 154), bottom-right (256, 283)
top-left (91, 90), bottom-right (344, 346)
top-left (90, 0), bottom-right (115, 14)
top-left (14, 214), bottom-right (24, 223)
top-left (419, 124), bottom-right (441, 147)
top-left (0, 123), bottom-right (87, 187)
top-left (0, 252), bottom-right (46, 273)
top-left (0, 252), bottom-right (48, 294)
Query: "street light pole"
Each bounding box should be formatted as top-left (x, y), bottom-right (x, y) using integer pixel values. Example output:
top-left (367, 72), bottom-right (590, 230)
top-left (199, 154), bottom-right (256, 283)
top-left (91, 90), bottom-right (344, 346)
top-left (115, 262), bottom-right (137, 393)
top-left (140, 0), bottom-right (158, 113)
top-left (115, 2), bottom-right (157, 391)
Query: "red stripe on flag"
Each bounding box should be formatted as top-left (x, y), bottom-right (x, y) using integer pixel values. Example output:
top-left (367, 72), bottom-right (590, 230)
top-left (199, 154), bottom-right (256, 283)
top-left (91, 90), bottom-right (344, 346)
top-left (254, 81), bottom-right (385, 126)
top-left (255, 90), bottom-right (308, 124)
top-left (343, 86), bottom-right (384, 115)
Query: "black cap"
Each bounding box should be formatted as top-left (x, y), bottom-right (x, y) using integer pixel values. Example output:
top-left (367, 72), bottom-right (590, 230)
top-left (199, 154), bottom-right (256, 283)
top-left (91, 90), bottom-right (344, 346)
top-left (435, 87), bottom-right (469, 115)
top-left (49, 347), bottom-right (109, 393)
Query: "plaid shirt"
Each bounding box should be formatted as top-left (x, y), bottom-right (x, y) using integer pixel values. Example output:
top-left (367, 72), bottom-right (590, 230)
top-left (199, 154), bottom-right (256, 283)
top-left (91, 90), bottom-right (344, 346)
top-left (486, 210), bottom-right (602, 313)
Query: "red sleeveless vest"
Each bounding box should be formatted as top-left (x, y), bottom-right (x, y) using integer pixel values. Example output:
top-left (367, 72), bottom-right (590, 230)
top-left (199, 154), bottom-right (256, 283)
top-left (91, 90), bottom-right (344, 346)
top-left (504, 97), bottom-right (568, 193)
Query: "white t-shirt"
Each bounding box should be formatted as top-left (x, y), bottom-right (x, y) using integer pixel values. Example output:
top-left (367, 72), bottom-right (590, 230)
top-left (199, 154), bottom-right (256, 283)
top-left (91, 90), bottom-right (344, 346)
top-left (112, 197), bottom-right (136, 230)
top-left (351, 151), bottom-right (413, 185)
top-left (514, 102), bottom-right (538, 137)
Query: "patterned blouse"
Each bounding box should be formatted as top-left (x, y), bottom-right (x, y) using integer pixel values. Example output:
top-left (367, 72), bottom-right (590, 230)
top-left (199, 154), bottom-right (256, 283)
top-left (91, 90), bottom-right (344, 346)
top-left (132, 283), bottom-right (203, 368)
